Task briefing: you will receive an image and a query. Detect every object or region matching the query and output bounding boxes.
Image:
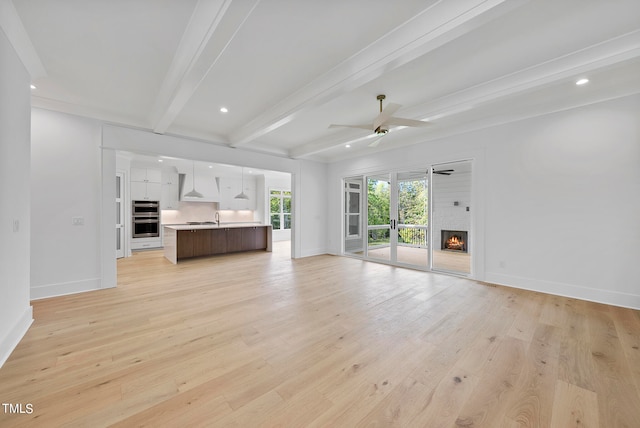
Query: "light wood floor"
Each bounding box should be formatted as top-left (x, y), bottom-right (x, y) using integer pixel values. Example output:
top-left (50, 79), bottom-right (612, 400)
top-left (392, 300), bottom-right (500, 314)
top-left (1, 244), bottom-right (640, 427)
top-left (366, 246), bottom-right (471, 273)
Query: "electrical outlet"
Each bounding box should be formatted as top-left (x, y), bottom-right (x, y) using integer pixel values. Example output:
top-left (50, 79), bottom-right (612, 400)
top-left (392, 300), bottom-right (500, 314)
top-left (72, 216), bottom-right (84, 226)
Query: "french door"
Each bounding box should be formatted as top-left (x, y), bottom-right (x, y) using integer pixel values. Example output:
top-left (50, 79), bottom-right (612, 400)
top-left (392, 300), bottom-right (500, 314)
top-left (343, 161), bottom-right (471, 275)
top-left (364, 171), bottom-right (429, 268)
top-left (116, 172), bottom-right (125, 259)
top-left (366, 174), bottom-right (394, 263)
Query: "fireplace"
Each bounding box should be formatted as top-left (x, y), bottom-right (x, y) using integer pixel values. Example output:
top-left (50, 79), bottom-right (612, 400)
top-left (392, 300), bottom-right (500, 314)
top-left (441, 230), bottom-right (468, 253)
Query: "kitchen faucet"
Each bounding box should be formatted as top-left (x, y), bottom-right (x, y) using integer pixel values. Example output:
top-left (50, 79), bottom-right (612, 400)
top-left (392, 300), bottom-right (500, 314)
top-left (215, 211), bottom-right (220, 226)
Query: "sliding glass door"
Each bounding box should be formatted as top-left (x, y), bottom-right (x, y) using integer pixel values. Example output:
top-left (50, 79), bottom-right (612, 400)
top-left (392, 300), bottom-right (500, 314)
top-left (396, 171), bottom-right (429, 268)
top-left (366, 174), bottom-right (393, 262)
top-left (343, 160), bottom-right (472, 275)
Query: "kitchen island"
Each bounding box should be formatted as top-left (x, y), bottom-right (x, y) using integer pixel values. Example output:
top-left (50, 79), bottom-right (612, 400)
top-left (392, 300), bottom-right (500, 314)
top-left (163, 223), bottom-right (272, 264)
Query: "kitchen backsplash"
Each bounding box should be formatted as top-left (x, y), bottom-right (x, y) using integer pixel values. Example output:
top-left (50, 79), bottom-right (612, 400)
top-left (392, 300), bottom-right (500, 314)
top-left (161, 202), bottom-right (256, 224)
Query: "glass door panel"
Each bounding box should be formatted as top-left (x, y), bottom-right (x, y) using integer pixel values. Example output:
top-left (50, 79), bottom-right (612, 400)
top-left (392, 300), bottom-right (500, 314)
top-left (366, 174), bottom-right (392, 262)
top-left (396, 171), bottom-right (429, 268)
top-left (431, 161), bottom-right (472, 274)
top-left (344, 177), bottom-right (364, 256)
top-left (116, 173), bottom-right (125, 259)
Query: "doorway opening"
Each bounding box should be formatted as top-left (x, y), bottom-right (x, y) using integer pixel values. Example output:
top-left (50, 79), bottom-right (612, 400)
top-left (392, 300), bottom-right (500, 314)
top-left (342, 160), bottom-right (472, 275)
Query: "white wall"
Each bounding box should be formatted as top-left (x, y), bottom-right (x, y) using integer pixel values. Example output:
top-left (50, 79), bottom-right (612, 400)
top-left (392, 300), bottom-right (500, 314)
top-left (0, 29), bottom-right (33, 367)
top-left (483, 95), bottom-right (640, 308)
top-left (30, 109), bottom-right (104, 299)
top-left (295, 160), bottom-right (328, 256)
top-left (328, 94), bottom-right (640, 309)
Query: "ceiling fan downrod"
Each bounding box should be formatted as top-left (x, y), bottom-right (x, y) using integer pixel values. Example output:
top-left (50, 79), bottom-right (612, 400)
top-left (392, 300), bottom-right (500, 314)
top-left (377, 94), bottom-right (386, 112)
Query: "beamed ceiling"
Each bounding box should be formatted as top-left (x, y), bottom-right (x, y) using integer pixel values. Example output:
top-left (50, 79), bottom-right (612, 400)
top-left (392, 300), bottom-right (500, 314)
top-left (5, 0), bottom-right (640, 162)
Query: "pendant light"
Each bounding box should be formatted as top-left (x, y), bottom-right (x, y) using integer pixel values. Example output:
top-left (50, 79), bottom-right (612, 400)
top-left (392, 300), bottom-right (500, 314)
top-left (234, 167), bottom-right (249, 200)
top-left (184, 161), bottom-right (203, 198)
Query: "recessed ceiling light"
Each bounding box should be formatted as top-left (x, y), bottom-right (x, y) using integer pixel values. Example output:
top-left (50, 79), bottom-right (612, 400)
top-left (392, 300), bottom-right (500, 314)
top-left (220, 107), bottom-right (228, 113)
top-left (30, 84), bottom-right (36, 89)
top-left (158, 159), bottom-right (163, 163)
top-left (208, 165), bottom-right (213, 168)
top-left (576, 78), bottom-right (589, 86)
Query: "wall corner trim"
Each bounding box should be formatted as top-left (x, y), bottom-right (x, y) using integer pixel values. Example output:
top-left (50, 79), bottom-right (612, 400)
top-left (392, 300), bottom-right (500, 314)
top-left (0, 306), bottom-right (33, 369)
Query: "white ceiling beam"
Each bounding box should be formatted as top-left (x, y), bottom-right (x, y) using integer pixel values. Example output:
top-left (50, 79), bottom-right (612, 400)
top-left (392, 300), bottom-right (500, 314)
top-left (409, 29), bottom-right (640, 121)
top-left (229, 0), bottom-right (528, 148)
top-left (289, 30), bottom-right (640, 159)
top-left (0, 0), bottom-right (46, 78)
top-left (151, 0), bottom-right (260, 134)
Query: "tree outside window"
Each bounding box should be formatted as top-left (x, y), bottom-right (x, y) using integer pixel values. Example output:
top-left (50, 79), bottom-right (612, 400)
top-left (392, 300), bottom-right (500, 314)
top-left (270, 190), bottom-right (291, 230)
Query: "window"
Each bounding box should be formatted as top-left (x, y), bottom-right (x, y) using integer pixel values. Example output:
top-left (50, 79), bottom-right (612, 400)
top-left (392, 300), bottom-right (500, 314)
top-left (270, 189), bottom-right (291, 230)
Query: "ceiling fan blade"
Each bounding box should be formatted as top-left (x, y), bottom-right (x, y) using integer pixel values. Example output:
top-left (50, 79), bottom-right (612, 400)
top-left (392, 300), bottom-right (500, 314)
top-left (373, 102), bottom-right (401, 130)
top-left (328, 123), bottom-right (372, 131)
top-left (385, 117), bottom-right (430, 127)
top-left (368, 135), bottom-right (385, 147)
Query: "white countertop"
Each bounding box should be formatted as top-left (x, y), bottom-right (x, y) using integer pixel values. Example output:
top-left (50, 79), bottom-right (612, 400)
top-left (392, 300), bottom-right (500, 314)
top-left (164, 223), bottom-right (271, 230)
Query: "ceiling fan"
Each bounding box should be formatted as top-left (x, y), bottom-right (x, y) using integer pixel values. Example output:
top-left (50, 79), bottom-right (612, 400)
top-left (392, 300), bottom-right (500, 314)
top-left (329, 94), bottom-right (429, 147)
top-left (432, 168), bottom-right (454, 175)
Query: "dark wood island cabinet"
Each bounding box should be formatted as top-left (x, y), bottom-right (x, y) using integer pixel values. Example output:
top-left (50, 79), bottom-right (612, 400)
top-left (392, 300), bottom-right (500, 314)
top-left (164, 224), bottom-right (272, 264)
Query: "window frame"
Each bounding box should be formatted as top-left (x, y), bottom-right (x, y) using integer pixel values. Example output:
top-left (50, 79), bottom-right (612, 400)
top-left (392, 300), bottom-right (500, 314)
top-left (269, 188), bottom-right (291, 230)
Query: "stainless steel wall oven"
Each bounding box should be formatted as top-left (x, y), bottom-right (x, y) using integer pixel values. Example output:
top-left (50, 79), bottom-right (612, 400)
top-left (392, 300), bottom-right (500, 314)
top-left (132, 200), bottom-right (160, 238)
top-left (132, 200), bottom-right (160, 216)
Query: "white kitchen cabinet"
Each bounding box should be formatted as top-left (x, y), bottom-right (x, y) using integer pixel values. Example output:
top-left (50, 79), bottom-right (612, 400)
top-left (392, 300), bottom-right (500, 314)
top-left (130, 236), bottom-right (162, 250)
top-left (161, 169), bottom-right (179, 209)
top-left (131, 181), bottom-right (161, 201)
top-left (219, 177), bottom-right (255, 210)
top-left (131, 167), bottom-right (161, 201)
top-left (131, 167), bottom-right (161, 183)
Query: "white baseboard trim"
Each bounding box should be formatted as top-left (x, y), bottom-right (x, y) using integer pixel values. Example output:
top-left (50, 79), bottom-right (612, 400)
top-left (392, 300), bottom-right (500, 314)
top-left (298, 247), bottom-right (328, 258)
top-left (484, 272), bottom-right (640, 310)
top-left (0, 306), bottom-right (33, 369)
top-left (30, 277), bottom-right (104, 300)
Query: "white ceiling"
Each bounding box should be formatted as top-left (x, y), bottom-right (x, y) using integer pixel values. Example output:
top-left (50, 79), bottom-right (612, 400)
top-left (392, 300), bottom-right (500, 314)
top-left (8, 0), bottom-right (640, 162)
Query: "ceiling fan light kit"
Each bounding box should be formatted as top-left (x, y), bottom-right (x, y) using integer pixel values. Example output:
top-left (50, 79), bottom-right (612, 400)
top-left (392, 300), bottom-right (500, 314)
top-left (329, 94), bottom-right (429, 148)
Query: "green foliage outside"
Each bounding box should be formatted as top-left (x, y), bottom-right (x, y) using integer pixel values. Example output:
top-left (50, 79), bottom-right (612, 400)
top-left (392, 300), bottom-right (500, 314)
top-left (398, 180), bottom-right (428, 245)
top-left (367, 179), bottom-right (390, 225)
top-left (367, 178), bottom-right (428, 246)
top-left (270, 190), bottom-right (291, 230)
top-left (367, 179), bottom-right (390, 245)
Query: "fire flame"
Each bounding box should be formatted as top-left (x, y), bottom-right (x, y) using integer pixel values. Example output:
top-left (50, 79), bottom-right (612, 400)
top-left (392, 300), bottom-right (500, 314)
top-left (446, 235), bottom-right (465, 250)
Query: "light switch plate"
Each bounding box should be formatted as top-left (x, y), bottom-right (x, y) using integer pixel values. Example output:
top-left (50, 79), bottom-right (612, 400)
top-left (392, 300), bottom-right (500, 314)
top-left (72, 216), bottom-right (84, 226)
